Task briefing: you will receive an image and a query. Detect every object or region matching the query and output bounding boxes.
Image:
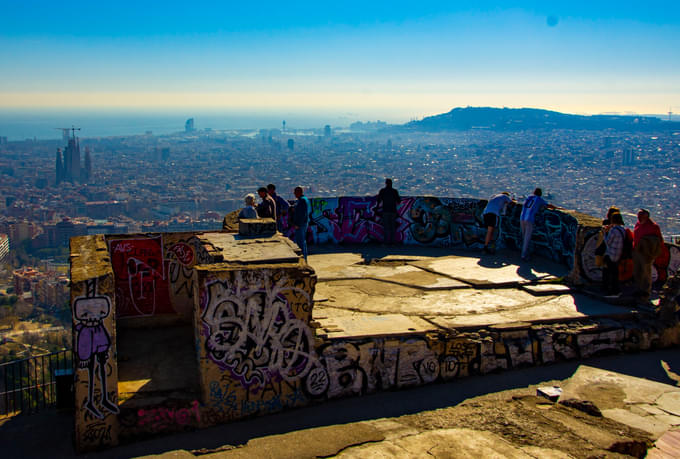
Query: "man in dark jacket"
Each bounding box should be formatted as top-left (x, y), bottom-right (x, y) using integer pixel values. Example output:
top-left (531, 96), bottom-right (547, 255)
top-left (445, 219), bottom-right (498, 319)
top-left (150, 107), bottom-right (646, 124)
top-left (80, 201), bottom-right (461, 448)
top-left (376, 178), bottom-right (401, 245)
top-left (267, 183), bottom-right (289, 232)
top-left (292, 186), bottom-right (310, 261)
top-left (257, 187), bottom-right (276, 220)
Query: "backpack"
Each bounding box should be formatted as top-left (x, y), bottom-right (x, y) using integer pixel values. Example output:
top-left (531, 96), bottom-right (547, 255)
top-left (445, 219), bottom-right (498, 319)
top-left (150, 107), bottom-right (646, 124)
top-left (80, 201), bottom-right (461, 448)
top-left (618, 227), bottom-right (634, 281)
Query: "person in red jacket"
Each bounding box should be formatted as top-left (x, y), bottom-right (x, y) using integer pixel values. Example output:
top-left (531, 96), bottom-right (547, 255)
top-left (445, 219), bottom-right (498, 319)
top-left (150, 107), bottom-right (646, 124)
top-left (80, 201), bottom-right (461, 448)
top-left (632, 208), bottom-right (664, 301)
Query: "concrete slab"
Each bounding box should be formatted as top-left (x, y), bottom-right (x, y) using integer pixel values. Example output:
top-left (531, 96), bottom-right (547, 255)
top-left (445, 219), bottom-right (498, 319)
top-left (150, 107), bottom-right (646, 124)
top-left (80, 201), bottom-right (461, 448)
top-left (200, 232), bottom-right (299, 264)
top-left (412, 253), bottom-right (567, 287)
top-left (316, 314), bottom-right (437, 339)
top-left (559, 365), bottom-right (680, 439)
top-left (521, 283), bottom-right (572, 296)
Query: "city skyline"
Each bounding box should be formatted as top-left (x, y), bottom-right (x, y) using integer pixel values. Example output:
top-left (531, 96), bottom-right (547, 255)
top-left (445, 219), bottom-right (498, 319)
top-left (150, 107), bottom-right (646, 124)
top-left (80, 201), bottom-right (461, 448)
top-left (1, 1), bottom-right (679, 117)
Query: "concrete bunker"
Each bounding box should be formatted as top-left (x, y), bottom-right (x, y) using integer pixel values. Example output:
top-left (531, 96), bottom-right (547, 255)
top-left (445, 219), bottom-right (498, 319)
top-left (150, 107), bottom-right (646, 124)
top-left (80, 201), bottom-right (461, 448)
top-left (69, 196), bottom-right (680, 452)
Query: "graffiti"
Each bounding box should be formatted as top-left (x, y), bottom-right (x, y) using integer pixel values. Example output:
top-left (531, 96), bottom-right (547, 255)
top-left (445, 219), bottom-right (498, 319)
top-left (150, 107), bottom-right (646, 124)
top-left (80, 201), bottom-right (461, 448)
top-left (208, 381), bottom-right (238, 415)
top-left (137, 400), bottom-right (201, 431)
top-left (82, 422), bottom-right (113, 445)
top-left (280, 196), bottom-right (489, 248)
top-left (318, 338), bottom-right (439, 399)
top-left (409, 197), bottom-right (452, 244)
top-left (653, 244), bottom-right (680, 285)
top-left (503, 203), bottom-right (578, 267)
top-left (200, 270), bottom-right (317, 390)
top-left (304, 367), bottom-right (330, 396)
top-left (441, 339), bottom-right (479, 379)
top-left (109, 236), bottom-right (173, 317)
top-left (73, 281), bottom-right (119, 420)
top-left (168, 242), bottom-right (194, 266)
top-left (166, 235), bottom-right (210, 300)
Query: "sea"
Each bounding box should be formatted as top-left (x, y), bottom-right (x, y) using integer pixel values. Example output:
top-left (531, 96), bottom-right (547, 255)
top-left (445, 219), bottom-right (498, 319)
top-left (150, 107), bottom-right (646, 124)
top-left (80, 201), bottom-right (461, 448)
top-left (0, 110), bottom-right (368, 141)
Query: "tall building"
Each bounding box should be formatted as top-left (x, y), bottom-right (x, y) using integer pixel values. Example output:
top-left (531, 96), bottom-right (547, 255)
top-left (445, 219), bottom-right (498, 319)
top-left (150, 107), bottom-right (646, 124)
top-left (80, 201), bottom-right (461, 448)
top-left (55, 148), bottom-right (64, 185)
top-left (63, 130), bottom-right (81, 182)
top-left (324, 125), bottom-right (331, 137)
top-left (185, 118), bottom-right (195, 133)
top-left (287, 138), bottom-right (294, 150)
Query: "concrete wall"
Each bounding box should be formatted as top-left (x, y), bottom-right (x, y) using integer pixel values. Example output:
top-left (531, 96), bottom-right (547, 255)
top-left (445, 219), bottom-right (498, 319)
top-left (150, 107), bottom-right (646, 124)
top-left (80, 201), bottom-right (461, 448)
top-left (105, 232), bottom-right (212, 321)
top-left (279, 197), bottom-right (583, 267)
top-left (70, 235), bottom-right (120, 452)
top-left (275, 196), bottom-right (679, 284)
top-left (194, 263), bottom-right (318, 425)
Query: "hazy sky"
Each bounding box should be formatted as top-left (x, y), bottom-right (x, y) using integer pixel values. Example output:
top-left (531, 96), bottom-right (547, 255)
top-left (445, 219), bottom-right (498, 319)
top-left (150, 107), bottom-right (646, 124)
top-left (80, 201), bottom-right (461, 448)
top-left (1, 1), bottom-right (679, 121)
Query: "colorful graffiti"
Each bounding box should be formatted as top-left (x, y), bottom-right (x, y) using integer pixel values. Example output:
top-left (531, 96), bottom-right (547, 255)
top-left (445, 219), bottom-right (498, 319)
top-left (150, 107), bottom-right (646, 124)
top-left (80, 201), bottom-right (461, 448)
top-left (281, 196), bottom-right (490, 248)
top-left (137, 400), bottom-right (201, 431)
top-left (501, 202), bottom-right (579, 267)
top-left (73, 280), bottom-right (119, 420)
top-left (107, 234), bottom-right (212, 318)
top-left (108, 236), bottom-right (173, 317)
top-left (200, 270), bottom-right (320, 390)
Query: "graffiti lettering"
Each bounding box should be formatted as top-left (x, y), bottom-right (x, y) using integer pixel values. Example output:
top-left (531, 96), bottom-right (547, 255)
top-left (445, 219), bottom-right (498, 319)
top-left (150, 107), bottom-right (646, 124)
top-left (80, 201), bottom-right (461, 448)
top-left (82, 422), bottom-right (112, 445)
top-left (137, 400), bottom-right (201, 431)
top-left (201, 271), bottom-right (317, 390)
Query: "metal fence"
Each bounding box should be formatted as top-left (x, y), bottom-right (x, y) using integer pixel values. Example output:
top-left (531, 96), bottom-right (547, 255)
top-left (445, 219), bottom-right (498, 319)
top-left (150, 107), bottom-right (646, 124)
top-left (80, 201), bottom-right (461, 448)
top-left (0, 349), bottom-right (72, 417)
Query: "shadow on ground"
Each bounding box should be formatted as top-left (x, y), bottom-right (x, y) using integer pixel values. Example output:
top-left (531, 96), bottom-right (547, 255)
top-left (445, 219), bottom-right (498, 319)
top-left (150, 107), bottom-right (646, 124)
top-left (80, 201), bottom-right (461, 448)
top-left (3, 348), bottom-right (678, 458)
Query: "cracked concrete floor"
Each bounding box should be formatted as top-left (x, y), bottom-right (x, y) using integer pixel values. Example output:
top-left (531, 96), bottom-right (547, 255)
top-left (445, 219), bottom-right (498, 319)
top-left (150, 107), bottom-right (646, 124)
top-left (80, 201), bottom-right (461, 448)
top-left (309, 248), bottom-right (636, 334)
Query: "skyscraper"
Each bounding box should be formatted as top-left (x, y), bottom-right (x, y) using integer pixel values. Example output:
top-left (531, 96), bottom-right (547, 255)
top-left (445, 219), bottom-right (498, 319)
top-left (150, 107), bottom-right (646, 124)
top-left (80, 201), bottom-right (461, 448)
top-left (63, 131), bottom-right (80, 182)
top-left (55, 148), bottom-right (64, 185)
top-left (185, 118), bottom-right (195, 133)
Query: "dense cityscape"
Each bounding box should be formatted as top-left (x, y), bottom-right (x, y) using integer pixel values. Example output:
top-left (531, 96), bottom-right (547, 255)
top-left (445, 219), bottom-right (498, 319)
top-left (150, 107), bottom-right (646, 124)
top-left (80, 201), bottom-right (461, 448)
top-left (0, 116), bottom-right (679, 362)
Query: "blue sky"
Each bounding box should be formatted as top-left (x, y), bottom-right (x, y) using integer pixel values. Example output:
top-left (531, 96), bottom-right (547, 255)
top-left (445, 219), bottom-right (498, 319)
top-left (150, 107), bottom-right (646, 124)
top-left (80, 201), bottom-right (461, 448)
top-left (1, 1), bottom-right (679, 120)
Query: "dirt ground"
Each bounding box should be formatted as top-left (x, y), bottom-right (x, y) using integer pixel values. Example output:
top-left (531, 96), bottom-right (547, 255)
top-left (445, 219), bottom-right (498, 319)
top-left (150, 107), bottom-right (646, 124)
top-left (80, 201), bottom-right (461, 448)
top-left (393, 383), bottom-right (652, 458)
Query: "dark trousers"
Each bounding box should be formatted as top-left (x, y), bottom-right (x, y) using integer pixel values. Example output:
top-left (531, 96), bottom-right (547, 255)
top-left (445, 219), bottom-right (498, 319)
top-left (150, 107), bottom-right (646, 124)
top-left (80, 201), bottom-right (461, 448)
top-left (602, 255), bottom-right (620, 295)
top-left (382, 212), bottom-right (397, 244)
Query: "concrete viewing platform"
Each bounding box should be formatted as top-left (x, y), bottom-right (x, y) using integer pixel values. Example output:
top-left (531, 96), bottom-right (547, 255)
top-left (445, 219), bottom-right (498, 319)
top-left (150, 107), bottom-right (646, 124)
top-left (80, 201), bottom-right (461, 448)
top-left (62, 195), bottom-right (680, 452)
top-left (309, 244), bottom-right (635, 335)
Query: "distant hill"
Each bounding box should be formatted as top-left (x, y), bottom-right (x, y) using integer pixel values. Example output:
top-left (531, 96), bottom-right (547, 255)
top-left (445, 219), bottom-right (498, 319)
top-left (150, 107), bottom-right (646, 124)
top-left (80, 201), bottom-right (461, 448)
top-left (402, 107), bottom-right (680, 132)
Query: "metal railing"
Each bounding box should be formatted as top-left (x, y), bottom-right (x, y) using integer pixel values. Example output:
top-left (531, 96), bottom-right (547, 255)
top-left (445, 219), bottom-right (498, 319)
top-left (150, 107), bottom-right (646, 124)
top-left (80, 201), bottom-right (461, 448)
top-left (0, 349), bottom-right (72, 417)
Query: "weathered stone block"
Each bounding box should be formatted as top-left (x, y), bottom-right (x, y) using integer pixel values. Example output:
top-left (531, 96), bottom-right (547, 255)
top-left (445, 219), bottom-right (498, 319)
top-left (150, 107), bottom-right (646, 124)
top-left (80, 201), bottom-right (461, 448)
top-left (239, 218), bottom-right (276, 237)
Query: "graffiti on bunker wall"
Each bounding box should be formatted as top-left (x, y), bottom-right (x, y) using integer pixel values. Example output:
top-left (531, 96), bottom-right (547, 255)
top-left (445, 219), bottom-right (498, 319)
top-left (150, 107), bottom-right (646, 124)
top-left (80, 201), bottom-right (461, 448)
top-left (281, 196), bottom-right (490, 248)
top-left (73, 279), bottom-right (119, 420)
top-left (200, 270), bottom-right (322, 391)
top-left (165, 235), bottom-right (211, 300)
top-left (501, 203), bottom-right (579, 267)
top-left (108, 236), bottom-right (173, 317)
top-left (107, 234), bottom-right (212, 318)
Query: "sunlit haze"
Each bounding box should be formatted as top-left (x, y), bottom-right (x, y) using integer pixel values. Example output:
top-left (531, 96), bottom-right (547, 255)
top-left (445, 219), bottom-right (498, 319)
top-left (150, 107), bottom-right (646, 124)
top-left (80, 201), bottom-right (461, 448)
top-left (2, 1), bottom-right (679, 119)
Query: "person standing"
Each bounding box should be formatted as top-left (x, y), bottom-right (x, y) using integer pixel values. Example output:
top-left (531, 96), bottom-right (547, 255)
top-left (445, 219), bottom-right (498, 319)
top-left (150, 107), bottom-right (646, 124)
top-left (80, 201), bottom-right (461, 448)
top-left (482, 192), bottom-right (513, 254)
top-left (519, 188), bottom-right (555, 260)
top-left (267, 183), bottom-right (290, 232)
top-left (632, 209), bottom-right (664, 301)
top-left (256, 187), bottom-right (276, 220)
top-left (603, 212), bottom-right (626, 295)
top-left (292, 186), bottom-right (310, 261)
top-left (376, 178), bottom-right (401, 245)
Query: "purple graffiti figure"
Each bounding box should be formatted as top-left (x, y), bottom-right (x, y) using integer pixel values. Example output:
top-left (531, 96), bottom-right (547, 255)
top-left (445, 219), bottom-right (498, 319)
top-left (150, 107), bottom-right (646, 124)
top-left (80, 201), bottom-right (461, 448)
top-left (74, 296), bottom-right (119, 419)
